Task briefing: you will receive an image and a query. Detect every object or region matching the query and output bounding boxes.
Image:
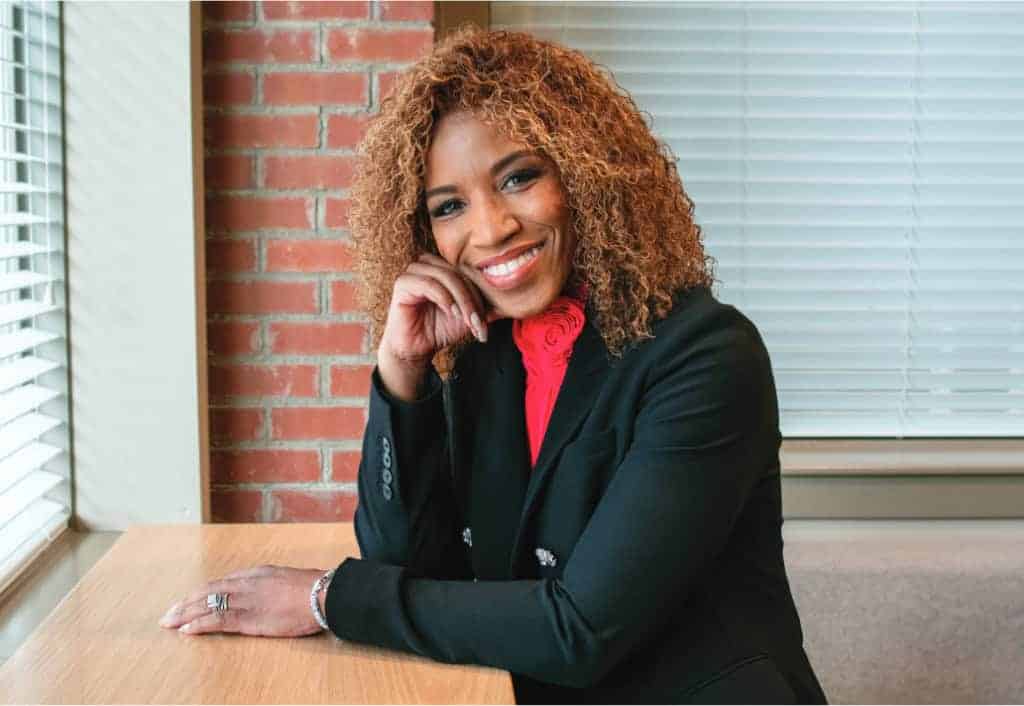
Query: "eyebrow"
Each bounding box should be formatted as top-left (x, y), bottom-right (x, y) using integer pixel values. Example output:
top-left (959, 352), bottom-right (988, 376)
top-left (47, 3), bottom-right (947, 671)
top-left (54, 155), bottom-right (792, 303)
top-left (424, 149), bottom-right (538, 201)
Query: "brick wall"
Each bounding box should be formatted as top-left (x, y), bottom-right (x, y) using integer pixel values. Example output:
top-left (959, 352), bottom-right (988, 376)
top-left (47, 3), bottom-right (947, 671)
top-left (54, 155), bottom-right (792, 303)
top-left (202, 1), bottom-right (435, 522)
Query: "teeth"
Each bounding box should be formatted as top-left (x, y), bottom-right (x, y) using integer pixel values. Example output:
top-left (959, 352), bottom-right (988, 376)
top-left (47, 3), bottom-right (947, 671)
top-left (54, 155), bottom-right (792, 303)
top-left (483, 245), bottom-right (541, 277)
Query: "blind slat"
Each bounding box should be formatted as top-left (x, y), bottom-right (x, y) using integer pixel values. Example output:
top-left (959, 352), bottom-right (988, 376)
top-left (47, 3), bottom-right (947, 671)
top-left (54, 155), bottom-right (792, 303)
top-left (0, 441), bottom-right (61, 495)
top-left (0, 413), bottom-right (61, 461)
top-left (0, 469), bottom-right (62, 529)
top-left (0, 499), bottom-right (66, 597)
top-left (0, 301), bottom-right (61, 327)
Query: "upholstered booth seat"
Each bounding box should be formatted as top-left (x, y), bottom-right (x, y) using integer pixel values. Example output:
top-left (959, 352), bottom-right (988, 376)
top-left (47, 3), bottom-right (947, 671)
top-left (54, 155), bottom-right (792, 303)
top-left (784, 520), bottom-right (1024, 704)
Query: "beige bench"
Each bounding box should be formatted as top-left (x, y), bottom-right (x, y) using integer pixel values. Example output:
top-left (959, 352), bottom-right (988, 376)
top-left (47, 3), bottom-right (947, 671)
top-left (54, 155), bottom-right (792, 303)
top-left (784, 520), bottom-right (1024, 704)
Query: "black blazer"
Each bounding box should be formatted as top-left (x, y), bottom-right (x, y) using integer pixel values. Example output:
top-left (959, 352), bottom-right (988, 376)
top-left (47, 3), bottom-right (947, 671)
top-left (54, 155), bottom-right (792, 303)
top-left (325, 285), bottom-right (827, 704)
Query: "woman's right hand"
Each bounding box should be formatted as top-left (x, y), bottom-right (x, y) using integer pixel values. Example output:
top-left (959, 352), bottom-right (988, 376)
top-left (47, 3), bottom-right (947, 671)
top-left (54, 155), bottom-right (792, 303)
top-left (377, 253), bottom-right (498, 401)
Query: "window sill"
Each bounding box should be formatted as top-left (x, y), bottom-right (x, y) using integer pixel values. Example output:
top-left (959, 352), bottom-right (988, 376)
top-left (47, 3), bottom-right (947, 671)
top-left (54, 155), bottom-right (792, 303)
top-left (781, 438), bottom-right (1024, 476)
top-left (0, 530), bottom-right (121, 667)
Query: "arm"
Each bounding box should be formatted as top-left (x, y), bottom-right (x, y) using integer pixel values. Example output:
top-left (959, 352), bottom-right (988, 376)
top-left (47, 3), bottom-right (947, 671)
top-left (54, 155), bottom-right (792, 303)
top-left (353, 364), bottom-right (472, 580)
top-left (327, 314), bottom-right (777, 687)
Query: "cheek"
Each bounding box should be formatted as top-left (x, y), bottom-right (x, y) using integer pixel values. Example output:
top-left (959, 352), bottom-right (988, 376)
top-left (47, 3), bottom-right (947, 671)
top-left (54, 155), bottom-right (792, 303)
top-left (431, 227), bottom-right (461, 266)
top-left (530, 183), bottom-right (570, 228)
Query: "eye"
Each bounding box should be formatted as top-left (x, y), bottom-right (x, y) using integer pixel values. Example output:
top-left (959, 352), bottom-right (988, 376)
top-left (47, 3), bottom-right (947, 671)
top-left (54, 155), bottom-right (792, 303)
top-left (430, 198), bottom-right (463, 219)
top-left (502, 168), bottom-right (541, 190)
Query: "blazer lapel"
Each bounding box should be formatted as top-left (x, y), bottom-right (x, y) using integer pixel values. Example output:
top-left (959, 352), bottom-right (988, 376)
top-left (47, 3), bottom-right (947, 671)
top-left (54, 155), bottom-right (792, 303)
top-left (467, 320), bottom-right (531, 580)
top-left (509, 305), bottom-right (612, 570)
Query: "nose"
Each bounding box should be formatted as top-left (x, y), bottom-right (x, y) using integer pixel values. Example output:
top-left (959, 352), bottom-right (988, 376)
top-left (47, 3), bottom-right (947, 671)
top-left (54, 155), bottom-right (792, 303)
top-left (470, 192), bottom-right (520, 247)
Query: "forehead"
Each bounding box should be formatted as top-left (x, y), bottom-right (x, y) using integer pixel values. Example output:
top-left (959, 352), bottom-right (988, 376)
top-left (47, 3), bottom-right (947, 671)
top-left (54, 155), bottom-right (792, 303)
top-left (425, 111), bottom-right (528, 184)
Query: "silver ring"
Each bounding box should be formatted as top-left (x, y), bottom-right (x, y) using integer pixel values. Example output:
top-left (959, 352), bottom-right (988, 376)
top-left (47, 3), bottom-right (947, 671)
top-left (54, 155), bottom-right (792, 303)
top-left (206, 592), bottom-right (229, 613)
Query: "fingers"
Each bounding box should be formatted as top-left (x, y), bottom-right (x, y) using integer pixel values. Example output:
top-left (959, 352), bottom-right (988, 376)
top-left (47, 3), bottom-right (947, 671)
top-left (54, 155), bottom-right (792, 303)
top-left (410, 254), bottom-right (489, 342)
top-left (159, 578), bottom-right (250, 629)
top-left (176, 607), bottom-right (245, 635)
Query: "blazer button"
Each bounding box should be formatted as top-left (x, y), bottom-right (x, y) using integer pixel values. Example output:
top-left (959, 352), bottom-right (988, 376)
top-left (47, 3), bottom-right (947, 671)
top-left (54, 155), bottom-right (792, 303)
top-left (535, 547), bottom-right (557, 568)
top-left (461, 527), bottom-right (472, 547)
top-left (381, 483), bottom-right (393, 501)
top-left (382, 449), bottom-right (392, 470)
top-left (382, 468), bottom-right (393, 484)
top-left (382, 436), bottom-right (391, 454)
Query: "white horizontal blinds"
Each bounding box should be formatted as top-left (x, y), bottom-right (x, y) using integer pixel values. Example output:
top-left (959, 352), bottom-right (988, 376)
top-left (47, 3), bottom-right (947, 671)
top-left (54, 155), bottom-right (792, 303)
top-left (492, 1), bottom-right (1024, 438)
top-left (0, 0), bottom-right (68, 596)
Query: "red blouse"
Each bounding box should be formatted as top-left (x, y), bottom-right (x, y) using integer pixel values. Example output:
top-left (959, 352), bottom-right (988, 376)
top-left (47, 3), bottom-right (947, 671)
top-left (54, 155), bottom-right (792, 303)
top-left (511, 289), bottom-right (588, 468)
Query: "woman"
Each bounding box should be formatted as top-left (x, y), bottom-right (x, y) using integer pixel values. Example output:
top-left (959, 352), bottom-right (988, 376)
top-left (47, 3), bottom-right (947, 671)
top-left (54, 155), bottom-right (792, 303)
top-left (161, 27), bottom-right (826, 704)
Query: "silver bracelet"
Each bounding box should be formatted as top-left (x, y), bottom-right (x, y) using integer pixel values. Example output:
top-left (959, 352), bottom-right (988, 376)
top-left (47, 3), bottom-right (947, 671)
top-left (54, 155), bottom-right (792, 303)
top-left (310, 568), bottom-right (335, 631)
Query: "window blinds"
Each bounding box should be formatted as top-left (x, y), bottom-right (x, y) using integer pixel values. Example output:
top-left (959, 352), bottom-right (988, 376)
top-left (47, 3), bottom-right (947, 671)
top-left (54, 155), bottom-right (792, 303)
top-left (0, 0), bottom-right (68, 596)
top-left (492, 1), bottom-right (1024, 438)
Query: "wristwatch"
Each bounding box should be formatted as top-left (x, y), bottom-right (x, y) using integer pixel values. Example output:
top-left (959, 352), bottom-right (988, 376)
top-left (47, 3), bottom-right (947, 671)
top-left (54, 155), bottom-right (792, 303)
top-left (310, 568), bottom-right (336, 631)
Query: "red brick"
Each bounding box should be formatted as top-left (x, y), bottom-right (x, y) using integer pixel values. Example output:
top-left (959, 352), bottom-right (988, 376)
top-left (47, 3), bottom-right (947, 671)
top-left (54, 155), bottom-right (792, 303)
top-left (329, 280), bottom-right (359, 313)
top-left (326, 28), bottom-right (433, 63)
top-left (268, 489), bottom-right (358, 522)
top-left (331, 451), bottom-right (361, 482)
top-left (205, 154), bottom-right (255, 190)
top-left (207, 195), bottom-right (312, 231)
top-left (203, 72), bottom-right (256, 105)
top-left (271, 406), bottom-right (366, 440)
top-left (269, 322), bottom-right (366, 354)
top-left (207, 239), bottom-right (257, 274)
top-left (208, 280), bottom-right (319, 314)
top-left (263, 71), bottom-right (367, 107)
top-left (378, 70), bottom-right (400, 101)
top-left (205, 113), bottom-right (319, 149)
top-left (263, 155), bottom-right (357, 189)
top-left (203, 1), bottom-right (254, 23)
top-left (211, 489), bottom-right (263, 523)
top-left (210, 407), bottom-right (265, 445)
top-left (266, 239), bottom-right (354, 272)
top-left (330, 364), bottom-right (372, 396)
top-left (380, 1), bottom-right (433, 22)
top-left (210, 363), bottom-right (318, 397)
top-left (263, 1), bottom-right (369, 20)
top-left (211, 449), bottom-right (320, 483)
top-left (208, 320), bottom-right (261, 355)
top-left (204, 29), bottom-right (315, 64)
top-left (326, 113), bottom-right (371, 148)
top-left (325, 198), bottom-right (351, 229)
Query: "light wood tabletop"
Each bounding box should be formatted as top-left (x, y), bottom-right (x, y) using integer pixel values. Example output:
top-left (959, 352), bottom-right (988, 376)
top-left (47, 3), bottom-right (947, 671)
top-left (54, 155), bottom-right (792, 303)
top-left (0, 523), bottom-right (515, 704)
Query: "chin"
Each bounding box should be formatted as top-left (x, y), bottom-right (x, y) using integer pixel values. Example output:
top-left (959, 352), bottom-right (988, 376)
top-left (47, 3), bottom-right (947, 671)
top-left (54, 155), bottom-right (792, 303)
top-left (500, 283), bottom-right (563, 321)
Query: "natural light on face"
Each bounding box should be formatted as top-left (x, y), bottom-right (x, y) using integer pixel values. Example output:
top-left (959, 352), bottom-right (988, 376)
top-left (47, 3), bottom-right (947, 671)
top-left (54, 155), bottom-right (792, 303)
top-left (423, 111), bottom-right (576, 321)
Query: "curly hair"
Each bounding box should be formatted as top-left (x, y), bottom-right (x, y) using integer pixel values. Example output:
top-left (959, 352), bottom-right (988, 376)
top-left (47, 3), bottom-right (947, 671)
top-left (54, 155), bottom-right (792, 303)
top-left (349, 25), bottom-right (715, 371)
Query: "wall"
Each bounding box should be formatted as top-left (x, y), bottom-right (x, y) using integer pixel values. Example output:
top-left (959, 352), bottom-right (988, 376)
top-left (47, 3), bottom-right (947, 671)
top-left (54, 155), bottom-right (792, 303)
top-left (201, 1), bottom-right (434, 522)
top-left (65, 2), bottom-right (205, 529)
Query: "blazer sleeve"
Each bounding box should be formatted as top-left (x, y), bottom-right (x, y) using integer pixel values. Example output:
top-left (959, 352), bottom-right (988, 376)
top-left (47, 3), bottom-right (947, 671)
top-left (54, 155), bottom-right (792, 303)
top-left (327, 313), bottom-right (775, 688)
top-left (353, 365), bottom-right (472, 580)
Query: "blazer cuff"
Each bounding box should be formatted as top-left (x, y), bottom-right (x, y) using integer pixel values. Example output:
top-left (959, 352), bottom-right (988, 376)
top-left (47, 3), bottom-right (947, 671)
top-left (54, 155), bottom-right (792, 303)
top-left (371, 365), bottom-right (445, 451)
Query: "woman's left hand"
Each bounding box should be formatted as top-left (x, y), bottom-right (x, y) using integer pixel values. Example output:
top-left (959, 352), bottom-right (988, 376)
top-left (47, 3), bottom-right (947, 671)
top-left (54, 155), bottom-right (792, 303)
top-left (158, 564), bottom-right (329, 637)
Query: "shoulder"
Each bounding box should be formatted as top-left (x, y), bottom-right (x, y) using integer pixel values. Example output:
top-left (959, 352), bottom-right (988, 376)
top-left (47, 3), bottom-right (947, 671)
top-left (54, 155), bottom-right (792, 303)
top-left (631, 285), bottom-right (771, 376)
top-left (628, 286), bottom-right (780, 445)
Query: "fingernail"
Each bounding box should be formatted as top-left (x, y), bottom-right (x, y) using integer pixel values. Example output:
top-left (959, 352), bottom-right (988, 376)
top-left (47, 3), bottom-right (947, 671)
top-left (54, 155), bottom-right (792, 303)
top-left (179, 622), bottom-right (193, 633)
top-left (471, 312), bottom-right (487, 343)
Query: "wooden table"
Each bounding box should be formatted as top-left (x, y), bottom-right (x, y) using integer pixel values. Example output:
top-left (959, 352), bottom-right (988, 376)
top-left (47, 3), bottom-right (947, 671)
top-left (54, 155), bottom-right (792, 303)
top-left (0, 523), bottom-right (514, 704)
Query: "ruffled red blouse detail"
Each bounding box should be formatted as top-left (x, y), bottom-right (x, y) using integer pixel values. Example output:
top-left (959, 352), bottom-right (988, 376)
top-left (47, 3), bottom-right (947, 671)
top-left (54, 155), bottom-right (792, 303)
top-left (511, 291), bottom-right (587, 469)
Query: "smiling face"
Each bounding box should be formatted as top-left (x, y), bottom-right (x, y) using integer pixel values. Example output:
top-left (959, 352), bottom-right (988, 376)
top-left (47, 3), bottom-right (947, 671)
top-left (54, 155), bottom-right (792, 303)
top-left (423, 110), bottom-right (576, 321)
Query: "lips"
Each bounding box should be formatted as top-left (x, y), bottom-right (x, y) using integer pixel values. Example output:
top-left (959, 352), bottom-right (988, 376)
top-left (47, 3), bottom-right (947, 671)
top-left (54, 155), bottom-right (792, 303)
top-left (475, 240), bottom-right (546, 270)
top-left (476, 240), bottom-right (546, 290)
